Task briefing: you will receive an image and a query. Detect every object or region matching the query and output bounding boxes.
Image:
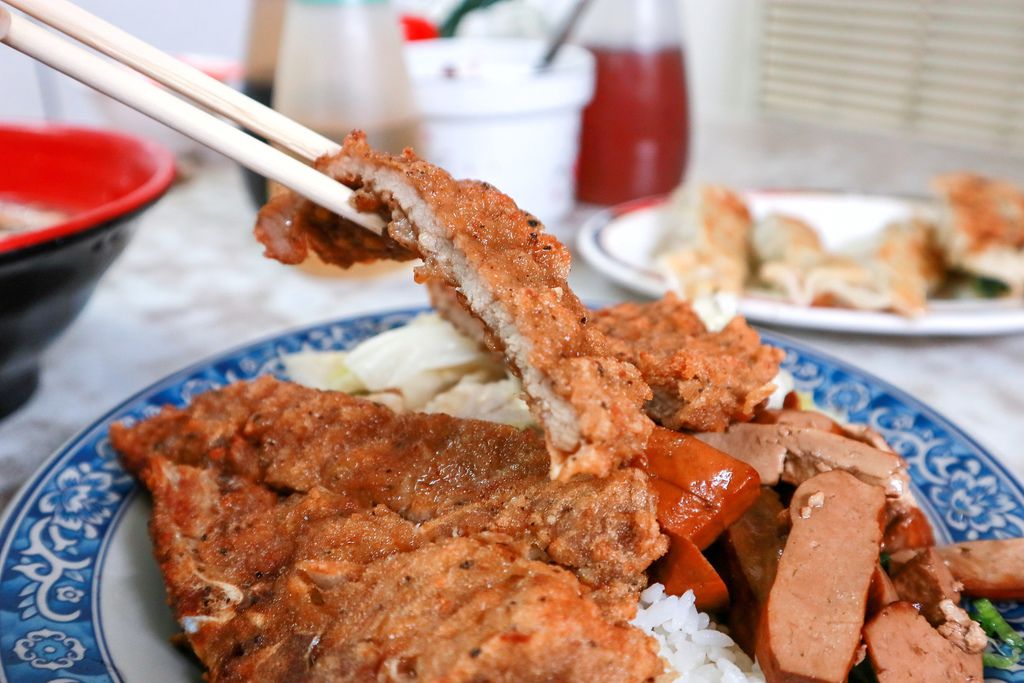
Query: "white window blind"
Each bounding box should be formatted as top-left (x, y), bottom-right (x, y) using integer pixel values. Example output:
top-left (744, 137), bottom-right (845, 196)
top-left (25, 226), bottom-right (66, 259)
top-left (757, 0), bottom-right (1024, 153)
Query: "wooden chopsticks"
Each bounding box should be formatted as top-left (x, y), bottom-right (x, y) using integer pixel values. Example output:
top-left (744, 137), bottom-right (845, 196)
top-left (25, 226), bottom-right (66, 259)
top-left (0, 2), bottom-right (385, 234)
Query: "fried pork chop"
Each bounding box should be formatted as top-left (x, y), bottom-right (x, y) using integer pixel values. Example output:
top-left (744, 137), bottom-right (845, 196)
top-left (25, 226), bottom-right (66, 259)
top-left (424, 284), bottom-right (784, 434)
top-left (590, 294), bottom-right (784, 432)
top-left (112, 377), bottom-right (667, 615)
top-left (255, 133), bottom-right (653, 480)
top-left (137, 456), bottom-right (663, 682)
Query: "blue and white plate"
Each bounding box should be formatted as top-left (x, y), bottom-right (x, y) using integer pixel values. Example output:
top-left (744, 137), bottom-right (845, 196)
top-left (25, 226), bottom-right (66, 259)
top-left (1, 307), bottom-right (1021, 682)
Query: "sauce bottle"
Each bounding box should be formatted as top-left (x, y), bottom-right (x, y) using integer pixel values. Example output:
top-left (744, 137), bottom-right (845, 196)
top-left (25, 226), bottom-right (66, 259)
top-left (574, 0), bottom-right (689, 205)
top-left (240, 0), bottom-right (286, 206)
top-left (272, 0), bottom-right (419, 156)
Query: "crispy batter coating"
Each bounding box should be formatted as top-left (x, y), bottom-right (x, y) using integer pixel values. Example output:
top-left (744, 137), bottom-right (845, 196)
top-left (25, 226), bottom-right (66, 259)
top-left (256, 185), bottom-right (416, 268)
top-left (111, 377), bottom-right (667, 611)
top-left (138, 457), bottom-right (663, 682)
top-left (254, 133), bottom-right (653, 480)
top-left (590, 294), bottom-right (784, 432)
top-left (932, 172), bottom-right (1024, 295)
top-left (933, 173), bottom-right (1024, 253)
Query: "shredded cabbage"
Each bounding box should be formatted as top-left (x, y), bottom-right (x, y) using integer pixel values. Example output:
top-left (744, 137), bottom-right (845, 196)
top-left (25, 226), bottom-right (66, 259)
top-left (345, 314), bottom-right (501, 408)
top-left (424, 373), bottom-right (534, 428)
top-left (280, 351), bottom-right (364, 393)
top-left (765, 370), bottom-right (794, 410)
top-left (690, 292), bottom-right (740, 333)
top-left (282, 314), bottom-right (504, 411)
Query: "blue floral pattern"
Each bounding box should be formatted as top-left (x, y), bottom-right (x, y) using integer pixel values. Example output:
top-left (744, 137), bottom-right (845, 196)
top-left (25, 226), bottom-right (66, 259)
top-left (13, 629), bottom-right (85, 671)
top-left (0, 308), bottom-right (1021, 682)
top-left (933, 462), bottom-right (1021, 539)
top-left (38, 464), bottom-right (120, 540)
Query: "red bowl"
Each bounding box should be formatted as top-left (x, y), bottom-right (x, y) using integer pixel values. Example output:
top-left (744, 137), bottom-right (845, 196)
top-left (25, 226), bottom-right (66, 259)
top-left (0, 124), bottom-right (175, 418)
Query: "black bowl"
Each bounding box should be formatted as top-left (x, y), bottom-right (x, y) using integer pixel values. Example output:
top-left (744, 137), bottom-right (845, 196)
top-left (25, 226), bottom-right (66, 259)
top-left (0, 125), bottom-right (175, 418)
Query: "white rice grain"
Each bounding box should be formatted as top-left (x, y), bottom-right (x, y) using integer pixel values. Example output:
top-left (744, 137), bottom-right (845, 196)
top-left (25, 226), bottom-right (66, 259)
top-left (633, 585), bottom-right (765, 683)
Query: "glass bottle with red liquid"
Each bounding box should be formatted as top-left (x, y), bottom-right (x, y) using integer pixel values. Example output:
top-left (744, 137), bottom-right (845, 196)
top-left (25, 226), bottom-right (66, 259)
top-left (575, 0), bottom-right (689, 205)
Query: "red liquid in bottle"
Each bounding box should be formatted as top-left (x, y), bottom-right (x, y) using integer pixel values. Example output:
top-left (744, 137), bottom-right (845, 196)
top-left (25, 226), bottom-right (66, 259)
top-left (576, 47), bottom-right (689, 205)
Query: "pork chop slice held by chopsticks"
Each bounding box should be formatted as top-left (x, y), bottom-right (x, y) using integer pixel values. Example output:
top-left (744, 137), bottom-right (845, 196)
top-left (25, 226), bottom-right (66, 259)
top-left (255, 133), bottom-right (653, 480)
top-left (427, 284), bottom-right (786, 436)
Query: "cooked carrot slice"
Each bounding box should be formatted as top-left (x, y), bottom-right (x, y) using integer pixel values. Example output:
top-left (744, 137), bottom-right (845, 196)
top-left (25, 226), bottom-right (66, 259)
top-left (643, 427), bottom-right (761, 545)
top-left (655, 529), bottom-right (730, 612)
top-left (649, 477), bottom-right (725, 550)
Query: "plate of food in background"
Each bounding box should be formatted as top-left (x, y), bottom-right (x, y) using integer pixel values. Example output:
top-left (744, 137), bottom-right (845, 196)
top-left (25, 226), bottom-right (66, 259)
top-left (577, 174), bottom-right (1024, 336)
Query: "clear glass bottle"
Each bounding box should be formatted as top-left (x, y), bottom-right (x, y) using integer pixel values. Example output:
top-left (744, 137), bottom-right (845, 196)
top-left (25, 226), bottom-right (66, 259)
top-left (240, 0), bottom-right (286, 206)
top-left (574, 0), bottom-right (689, 205)
top-left (272, 0), bottom-right (420, 155)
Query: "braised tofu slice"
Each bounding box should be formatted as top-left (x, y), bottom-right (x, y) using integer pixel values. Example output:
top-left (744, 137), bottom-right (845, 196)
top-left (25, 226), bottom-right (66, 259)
top-left (936, 539), bottom-right (1024, 600)
top-left (721, 488), bottom-right (787, 654)
top-left (757, 471), bottom-right (886, 683)
top-left (753, 408), bottom-right (893, 451)
top-left (697, 423), bottom-right (913, 514)
top-left (864, 602), bottom-right (983, 683)
top-left (868, 563), bottom-right (900, 616)
top-left (882, 507), bottom-right (936, 553)
top-left (889, 547), bottom-right (961, 626)
top-left (696, 424), bottom-right (787, 486)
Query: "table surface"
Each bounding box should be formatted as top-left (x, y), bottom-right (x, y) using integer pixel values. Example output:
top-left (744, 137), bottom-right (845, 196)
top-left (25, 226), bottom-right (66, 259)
top-left (2, 118), bottom-right (1023, 510)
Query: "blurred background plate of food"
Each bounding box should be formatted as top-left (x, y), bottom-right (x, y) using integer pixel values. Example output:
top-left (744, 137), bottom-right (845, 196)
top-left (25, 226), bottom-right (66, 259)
top-left (578, 181), bottom-right (1024, 337)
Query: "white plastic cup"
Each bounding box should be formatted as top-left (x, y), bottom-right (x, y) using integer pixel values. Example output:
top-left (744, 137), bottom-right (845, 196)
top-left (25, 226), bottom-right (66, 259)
top-left (404, 39), bottom-right (595, 225)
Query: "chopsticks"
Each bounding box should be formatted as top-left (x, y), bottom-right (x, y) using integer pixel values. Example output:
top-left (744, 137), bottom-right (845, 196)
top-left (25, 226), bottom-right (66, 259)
top-left (0, 3), bottom-right (385, 234)
top-left (7, 0), bottom-right (337, 163)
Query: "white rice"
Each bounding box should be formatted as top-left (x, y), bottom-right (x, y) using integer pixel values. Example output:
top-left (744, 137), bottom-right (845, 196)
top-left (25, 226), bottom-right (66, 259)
top-left (633, 584), bottom-right (765, 683)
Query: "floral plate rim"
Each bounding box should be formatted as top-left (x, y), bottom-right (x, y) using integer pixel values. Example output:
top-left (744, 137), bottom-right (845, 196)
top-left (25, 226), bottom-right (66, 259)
top-left (0, 306), bottom-right (1021, 682)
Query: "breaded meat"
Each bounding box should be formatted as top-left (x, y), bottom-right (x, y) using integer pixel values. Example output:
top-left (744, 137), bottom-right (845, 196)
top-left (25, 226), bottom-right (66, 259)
top-left (254, 133), bottom-right (653, 480)
top-left (137, 457), bottom-right (664, 682)
top-left (590, 294), bottom-right (784, 432)
top-left (111, 377), bottom-right (666, 610)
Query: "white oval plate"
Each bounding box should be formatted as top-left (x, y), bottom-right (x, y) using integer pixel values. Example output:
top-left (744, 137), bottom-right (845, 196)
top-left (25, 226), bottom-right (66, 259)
top-left (577, 193), bottom-right (1024, 336)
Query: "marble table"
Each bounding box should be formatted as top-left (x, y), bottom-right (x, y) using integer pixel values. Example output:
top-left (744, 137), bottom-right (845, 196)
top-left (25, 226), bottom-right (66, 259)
top-left (1, 118), bottom-right (1022, 510)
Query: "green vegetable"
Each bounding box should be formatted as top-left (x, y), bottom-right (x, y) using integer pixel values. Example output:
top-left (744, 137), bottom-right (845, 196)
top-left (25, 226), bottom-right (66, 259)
top-left (848, 660), bottom-right (879, 683)
top-left (971, 276), bottom-right (1010, 299)
top-left (972, 599), bottom-right (1024, 671)
top-left (972, 599), bottom-right (1024, 652)
top-left (879, 552), bottom-right (891, 572)
top-left (439, 0), bottom-right (510, 37)
top-left (983, 652), bottom-right (1020, 670)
